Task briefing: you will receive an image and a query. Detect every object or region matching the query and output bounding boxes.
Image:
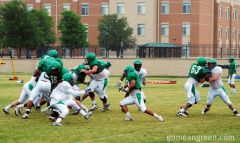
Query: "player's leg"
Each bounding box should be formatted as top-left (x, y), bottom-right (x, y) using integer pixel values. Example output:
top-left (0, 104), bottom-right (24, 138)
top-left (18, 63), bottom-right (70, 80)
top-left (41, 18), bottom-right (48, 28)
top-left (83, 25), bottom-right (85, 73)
top-left (202, 89), bottom-right (216, 114)
top-left (96, 79), bottom-right (110, 112)
top-left (52, 104), bottom-right (69, 126)
top-left (3, 83), bottom-right (29, 114)
top-left (134, 91), bottom-right (163, 122)
top-left (120, 96), bottom-right (135, 120)
top-left (22, 81), bottom-right (51, 119)
top-left (230, 74), bottom-right (236, 94)
top-left (177, 83), bottom-right (195, 116)
top-left (218, 87), bottom-right (240, 116)
top-left (85, 80), bottom-right (99, 111)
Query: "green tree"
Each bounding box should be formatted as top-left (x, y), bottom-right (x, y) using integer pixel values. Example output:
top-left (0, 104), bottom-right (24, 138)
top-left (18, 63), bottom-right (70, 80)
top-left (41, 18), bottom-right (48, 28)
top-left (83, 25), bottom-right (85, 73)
top-left (58, 11), bottom-right (88, 57)
top-left (27, 9), bottom-right (55, 57)
top-left (98, 14), bottom-right (136, 58)
top-left (0, 0), bottom-right (55, 58)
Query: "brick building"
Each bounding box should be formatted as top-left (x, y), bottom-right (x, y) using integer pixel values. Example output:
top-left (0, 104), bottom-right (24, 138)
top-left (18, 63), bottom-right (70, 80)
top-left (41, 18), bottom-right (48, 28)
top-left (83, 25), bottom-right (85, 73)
top-left (0, 0), bottom-right (240, 58)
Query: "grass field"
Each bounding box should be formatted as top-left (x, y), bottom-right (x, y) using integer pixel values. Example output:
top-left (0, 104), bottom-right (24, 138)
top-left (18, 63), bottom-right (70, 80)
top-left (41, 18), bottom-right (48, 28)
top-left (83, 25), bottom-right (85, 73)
top-left (0, 74), bottom-right (240, 143)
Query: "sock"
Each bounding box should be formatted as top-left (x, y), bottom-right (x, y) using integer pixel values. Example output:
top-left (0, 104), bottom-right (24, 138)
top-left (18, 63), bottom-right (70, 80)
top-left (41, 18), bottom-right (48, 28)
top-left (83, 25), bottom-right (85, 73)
top-left (92, 100), bottom-right (97, 105)
top-left (18, 104), bottom-right (24, 109)
top-left (153, 113), bottom-right (158, 117)
top-left (79, 109), bottom-right (87, 116)
top-left (26, 109), bottom-right (31, 114)
top-left (80, 104), bottom-right (88, 112)
top-left (55, 118), bottom-right (63, 124)
top-left (5, 104), bottom-right (12, 110)
top-left (126, 112), bottom-right (131, 117)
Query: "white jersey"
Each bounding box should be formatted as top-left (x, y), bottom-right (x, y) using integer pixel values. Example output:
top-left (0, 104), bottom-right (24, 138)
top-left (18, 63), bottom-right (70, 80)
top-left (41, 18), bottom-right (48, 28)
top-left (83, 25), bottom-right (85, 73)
top-left (92, 69), bottom-right (109, 81)
top-left (209, 66), bottom-right (223, 90)
top-left (135, 68), bottom-right (147, 86)
top-left (50, 81), bottom-right (85, 104)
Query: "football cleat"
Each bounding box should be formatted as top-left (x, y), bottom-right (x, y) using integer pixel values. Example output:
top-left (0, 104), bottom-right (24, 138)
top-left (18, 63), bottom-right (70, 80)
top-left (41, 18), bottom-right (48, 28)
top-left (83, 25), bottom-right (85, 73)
top-left (235, 113), bottom-right (240, 117)
top-left (70, 110), bottom-right (79, 115)
top-left (176, 111), bottom-right (188, 117)
top-left (2, 108), bottom-right (9, 114)
top-left (84, 111), bottom-right (93, 120)
top-left (155, 115), bottom-right (164, 122)
top-left (90, 104), bottom-right (98, 111)
top-left (14, 106), bottom-right (22, 116)
top-left (102, 103), bottom-right (110, 112)
top-left (21, 113), bottom-right (29, 119)
top-left (124, 116), bottom-right (133, 121)
top-left (52, 122), bottom-right (62, 126)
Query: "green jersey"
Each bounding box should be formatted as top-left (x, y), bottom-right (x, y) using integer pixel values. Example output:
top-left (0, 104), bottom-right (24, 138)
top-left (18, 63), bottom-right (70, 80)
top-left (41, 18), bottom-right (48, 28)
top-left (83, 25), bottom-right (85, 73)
top-left (71, 67), bottom-right (86, 83)
top-left (126, 71), bottom-right (141, 89)
top-left (188, 63), bottom-right (207, 82)
top-left (228, 62), bottom-right (236, 74)
top-left (89, 59), bottom-right (104, 74)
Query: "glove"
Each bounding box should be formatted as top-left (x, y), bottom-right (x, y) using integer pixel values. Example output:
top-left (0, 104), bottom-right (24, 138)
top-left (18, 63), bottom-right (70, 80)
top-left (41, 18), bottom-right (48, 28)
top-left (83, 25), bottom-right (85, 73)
top-left (116, 81), bottom-right (122, 87)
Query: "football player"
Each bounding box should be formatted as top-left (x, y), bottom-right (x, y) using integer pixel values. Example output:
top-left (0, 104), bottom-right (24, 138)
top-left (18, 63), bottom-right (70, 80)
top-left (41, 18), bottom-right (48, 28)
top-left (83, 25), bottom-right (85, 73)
top-left (50, 73), bottom-right (91, 126)
top-left (176, 57), bottom-right (207, 116)
top-left (119, 65), bottom-right (163, 121)
top-left (80, 52), bottom-right (110, 112)
top-left (202, 59), bottom-right (240, 116)
top-left (228, 56), bottom-right (237, 94)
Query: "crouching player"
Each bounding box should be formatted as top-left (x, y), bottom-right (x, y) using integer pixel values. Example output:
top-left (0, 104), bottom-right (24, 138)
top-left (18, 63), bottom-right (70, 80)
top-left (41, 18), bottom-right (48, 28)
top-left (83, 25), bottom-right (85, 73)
top-left (202, 59), bottom-right (240, 116)
top-left (176, 57), bottom-right (207, 116)
top-left (50, 73), bottom-right (92, 126)
top-left (119, 65), bottom-right (163, 122)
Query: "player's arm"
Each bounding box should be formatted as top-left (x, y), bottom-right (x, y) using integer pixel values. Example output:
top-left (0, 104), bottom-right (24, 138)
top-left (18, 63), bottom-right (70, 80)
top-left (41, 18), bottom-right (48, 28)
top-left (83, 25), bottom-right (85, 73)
top-left (208, 72), bottom-right (220, 82)
top-left (81, 65), bottom-right (98, 75)
top-left (65, 87), bottom-right (85, 97)
top-left (116, 71), bottom-right (127, 87)
top-left (124, 79), bottom-right (135, 93)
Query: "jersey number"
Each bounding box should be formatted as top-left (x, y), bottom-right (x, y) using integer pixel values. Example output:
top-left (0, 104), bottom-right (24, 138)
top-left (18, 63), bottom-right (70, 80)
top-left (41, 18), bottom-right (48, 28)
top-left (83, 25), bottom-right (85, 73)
top-left (190, 65), bottom-right (201, 74)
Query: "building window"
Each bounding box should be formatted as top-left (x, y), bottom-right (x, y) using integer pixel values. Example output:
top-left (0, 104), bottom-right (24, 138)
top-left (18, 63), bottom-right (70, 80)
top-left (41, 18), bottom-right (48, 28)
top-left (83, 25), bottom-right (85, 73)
top-left (226, 28), bottom-right (229, 40)
top-left (137, 24), bottom-right (145, 36)
top-left (84, 24), bottom-right (89, 41)
top-left (233, 30), bottom-right (236, 40)
top-left (137, 2), bottom-right (146, 14)
top-left (117, 3), bottom-right (125, 14)
top-left (218, 27), bottom-right (222, 39)
top-left (63, 3), bottom-right (70, 11)
top-left (233, 9), bottom-right (237, 21)
top-left (44, 4), bottom-right (51, 16)
top-left (218, 6), bottom-right (222, 17)
top-left (101, 3), bottom-right (108, 16)
top-left (161, 24), bottom-right (169, 36)
top-left (182, 23), bottom-right (190, 36)
top-left (183, 2), bottom-right (191, 14)
top-left (161, 1), bottom-right (169, 14)
top-left (226, 8), bottom-right (230, 19)
top-left (27, 4), bottom-right (33, 11)
top-left (82, 4), bottom-right (89, 16)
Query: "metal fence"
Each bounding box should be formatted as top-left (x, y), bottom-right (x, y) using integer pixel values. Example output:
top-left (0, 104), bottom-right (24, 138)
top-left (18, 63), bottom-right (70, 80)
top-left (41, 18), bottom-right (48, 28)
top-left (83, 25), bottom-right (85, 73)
top-left (0, 44), bottom-right (239, 59)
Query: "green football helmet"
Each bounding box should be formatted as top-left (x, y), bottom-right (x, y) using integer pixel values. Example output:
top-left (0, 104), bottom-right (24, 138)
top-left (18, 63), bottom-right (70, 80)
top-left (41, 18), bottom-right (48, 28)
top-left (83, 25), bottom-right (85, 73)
top-left (229, 56), bottom-right (235, 63)
top-left (105, 61), bottom-right (111, 69)
top-left (49, 61), bottom-right (61, 75)
top-left (77, 64), bottom-right (86, 71)
top-left (197, 57), bottom-right (207, 67)
top-left (61, 67), bottom-right (69, 75)
top-left (133, 59), bottom-right (142, 71)
top-left (86, 52), bottom-right (96, 63)
top-left (207, 58), bottom-right (217, 69)
top-left (133, 59), bottom-right (142, 65)
top-left (62, 73), bottom-right (73, 83)
top-left (48, 49), bottom-right (59, 58)
top-left (124, 65), bottom-right (135, 73)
